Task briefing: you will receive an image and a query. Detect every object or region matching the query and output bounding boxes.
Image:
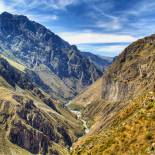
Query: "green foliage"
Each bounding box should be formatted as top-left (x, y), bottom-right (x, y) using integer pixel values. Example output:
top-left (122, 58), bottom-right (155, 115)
top-left (146, 101), bottom-right (155, 110)
top-left (145, 132), bottom-right (153, 140)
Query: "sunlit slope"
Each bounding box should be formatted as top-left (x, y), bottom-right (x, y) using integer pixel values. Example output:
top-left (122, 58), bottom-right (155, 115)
top-left (0, 54), bottom-right (26, 72)
top-left (70, 78), bottom-right (102, 108)
top-left (72, 92), bottom-right (155, 155)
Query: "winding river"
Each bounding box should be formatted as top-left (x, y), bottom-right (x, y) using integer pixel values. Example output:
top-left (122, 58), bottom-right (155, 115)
top-left (66, 102), bottom-right (90, 134)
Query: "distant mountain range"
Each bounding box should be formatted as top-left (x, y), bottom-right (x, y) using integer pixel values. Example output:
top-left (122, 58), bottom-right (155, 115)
top-left (81, 52), bottom-right (113, 71)
top-left (0, 12), bottom-right (110, 103)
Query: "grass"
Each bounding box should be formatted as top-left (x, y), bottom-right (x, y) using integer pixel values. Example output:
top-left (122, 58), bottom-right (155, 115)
top-left (68, 102), bottom-right (84, 111)
top-left (145, 132), bottom-right (153, 140)
top-left (0, 54), bottom-right (26, 72)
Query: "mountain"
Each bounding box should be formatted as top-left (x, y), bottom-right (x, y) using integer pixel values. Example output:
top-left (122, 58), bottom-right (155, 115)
top-left (81, 52), bottom-right (113, 71)
top-left (0, 12), bottom-right (103, 103)
top-left (71, 34), bottom-right (155, 154)
top-left (0, 55), bottom-right (84, 155)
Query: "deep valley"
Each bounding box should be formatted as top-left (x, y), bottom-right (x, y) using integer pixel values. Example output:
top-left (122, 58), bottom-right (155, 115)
top-left (0, 7), bottom-right (155, 155)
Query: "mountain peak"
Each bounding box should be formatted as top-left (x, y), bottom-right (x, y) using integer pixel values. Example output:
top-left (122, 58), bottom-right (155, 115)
top-left (1, 11), bottom-right (28, 20)
top-left (0, 11), bottom-right (13, 18)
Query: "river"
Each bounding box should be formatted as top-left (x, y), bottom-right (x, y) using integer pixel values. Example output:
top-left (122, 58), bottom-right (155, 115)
top-left (66, 102), bottom-right (90, 134)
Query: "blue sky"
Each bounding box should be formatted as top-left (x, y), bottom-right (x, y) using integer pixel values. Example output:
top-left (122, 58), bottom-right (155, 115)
top-left (1, 0), bottom-right (155, 56)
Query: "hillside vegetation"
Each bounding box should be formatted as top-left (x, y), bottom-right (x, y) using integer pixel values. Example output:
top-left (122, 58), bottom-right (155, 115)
top-left (72, 92), bottom-right (155, 155)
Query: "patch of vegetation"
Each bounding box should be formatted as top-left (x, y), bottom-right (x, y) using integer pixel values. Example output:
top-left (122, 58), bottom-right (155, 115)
top-left (146, 101), bottom-right (155, 110)
top-left (145, 132), bottom-right (153, 140)
top-left (0, 54), bottom-right (26, 72)
top-left (68, 102), bottom-right (84, 111)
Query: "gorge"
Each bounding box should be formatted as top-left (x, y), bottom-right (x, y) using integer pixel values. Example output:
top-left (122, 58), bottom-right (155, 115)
top-left (0, 10), bottom-right (155, 155)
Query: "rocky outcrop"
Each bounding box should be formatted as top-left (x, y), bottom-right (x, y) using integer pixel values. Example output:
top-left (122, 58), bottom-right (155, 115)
top-left (0, 57), bottom-right (84, 154)
top-left (0, 91), bottom-right (81, 155)
top-left (9, 120), bottom-right (49, 155)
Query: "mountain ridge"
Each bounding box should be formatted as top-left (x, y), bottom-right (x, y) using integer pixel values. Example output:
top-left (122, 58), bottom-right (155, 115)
top-left (0, 11), bottom-right (103, 103)
top-left (71, 34), bottom-right (155, 154)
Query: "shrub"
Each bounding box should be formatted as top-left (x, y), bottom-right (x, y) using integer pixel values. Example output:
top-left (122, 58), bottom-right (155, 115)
top-left (145, 132), bottom-right (153, 140)
top-left (146, 102), bottom-right (154, 110)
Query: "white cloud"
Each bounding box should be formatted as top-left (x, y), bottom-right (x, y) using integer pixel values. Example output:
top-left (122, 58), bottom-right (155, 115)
top-left (9, 0), bottom-right (77, 10)
top-left (127, 0), bottom-right (155, 16)
top-left (0, 0), bottom-right (15, 13)
top-left (58, 32), bottom-right (137, 44)
top-left (0, 0), bottom-right (59, 23)
top-left (96, 18), bottom-right (122, 30)
top-left (44, 0), bottom-right (77, 10)
top-left (77, 43), bottom-right (129, 56)
top-left (27, 14), bottom-right (58, 23)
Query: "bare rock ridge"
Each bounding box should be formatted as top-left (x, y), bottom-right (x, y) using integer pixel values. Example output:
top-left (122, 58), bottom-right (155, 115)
top-left (0, 11), bottom-right (103, 103)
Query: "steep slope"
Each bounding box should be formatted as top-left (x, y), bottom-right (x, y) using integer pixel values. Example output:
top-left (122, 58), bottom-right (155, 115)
top-left (0, 55), bottom-right (84, 155)
top-left (71, 34), bottom-right (155, 154)
top-left (81, 52), bottom-right (113, 71)
top-left (0, 12), bottom-right (102, 103)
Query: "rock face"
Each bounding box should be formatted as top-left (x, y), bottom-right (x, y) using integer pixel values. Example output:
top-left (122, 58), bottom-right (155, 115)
top-left (0, 56), bottom-right (84, 155)
top-left (101, 35), bottom-right (155, 102)
top-left (0, 12), bottom-right (102, 103)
